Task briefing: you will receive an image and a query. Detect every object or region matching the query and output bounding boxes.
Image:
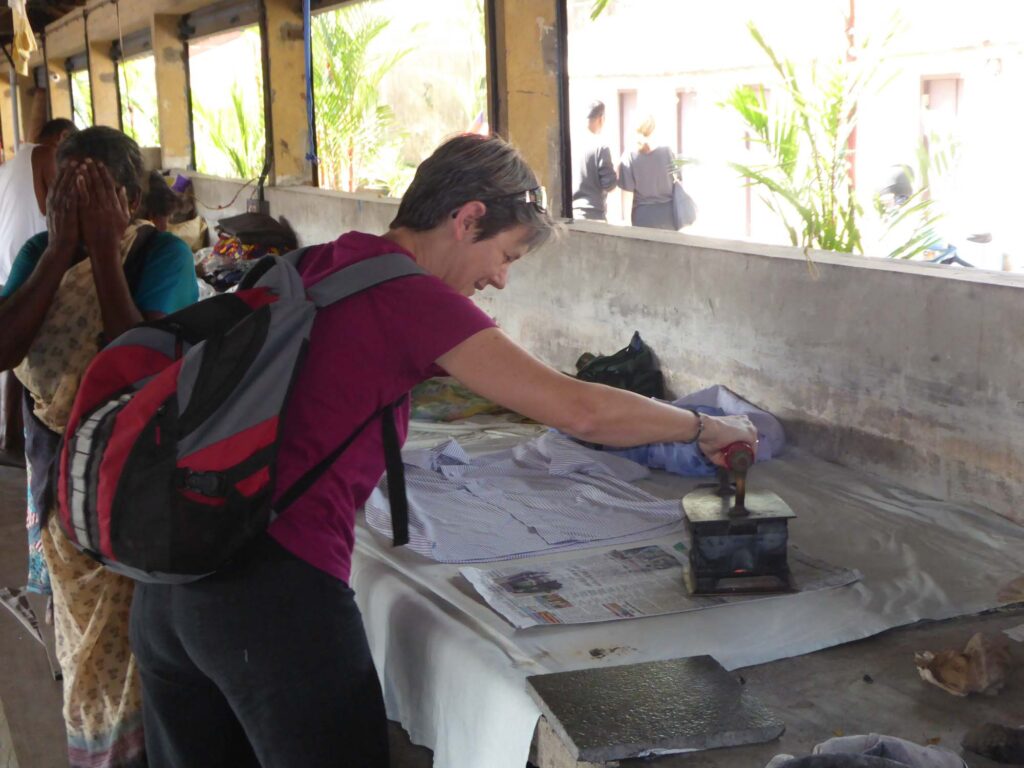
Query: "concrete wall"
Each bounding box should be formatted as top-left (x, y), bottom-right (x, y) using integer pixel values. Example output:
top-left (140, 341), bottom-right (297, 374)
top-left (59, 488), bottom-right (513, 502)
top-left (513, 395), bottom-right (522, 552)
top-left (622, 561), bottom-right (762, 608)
top-left (190, 174), bottom-right (399, 247)
top-left (478, 223), bottom-right (1024, 525)
top-left (190, 175), bottom-right (1024, 524)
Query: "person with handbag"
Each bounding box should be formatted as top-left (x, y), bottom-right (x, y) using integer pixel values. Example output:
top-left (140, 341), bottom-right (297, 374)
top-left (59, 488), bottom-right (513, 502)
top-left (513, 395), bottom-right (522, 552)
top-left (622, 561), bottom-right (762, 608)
top-left (619, 115), bottom-right (695, 231)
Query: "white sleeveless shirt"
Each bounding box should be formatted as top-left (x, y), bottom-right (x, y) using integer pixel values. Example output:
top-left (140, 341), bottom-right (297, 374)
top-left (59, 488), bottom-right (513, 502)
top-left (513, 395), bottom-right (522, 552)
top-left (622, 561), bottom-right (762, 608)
top-left (0, 143), bottom-right (47, 285)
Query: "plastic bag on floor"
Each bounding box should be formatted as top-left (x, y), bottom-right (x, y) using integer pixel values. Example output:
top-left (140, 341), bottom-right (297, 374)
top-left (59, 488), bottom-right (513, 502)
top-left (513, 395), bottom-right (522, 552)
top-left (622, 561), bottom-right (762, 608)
top-left (914, 632), bottom-right (1011, 696)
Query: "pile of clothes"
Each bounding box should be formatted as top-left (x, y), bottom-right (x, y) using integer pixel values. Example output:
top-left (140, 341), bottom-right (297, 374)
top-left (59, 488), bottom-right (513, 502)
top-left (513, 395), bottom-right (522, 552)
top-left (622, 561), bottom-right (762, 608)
top-left (767, 729), bottom-right (1024, 768)
top-left (766, 734), bottom-right (965, 768)
top-left (197, 212), bottom-right (297, 292)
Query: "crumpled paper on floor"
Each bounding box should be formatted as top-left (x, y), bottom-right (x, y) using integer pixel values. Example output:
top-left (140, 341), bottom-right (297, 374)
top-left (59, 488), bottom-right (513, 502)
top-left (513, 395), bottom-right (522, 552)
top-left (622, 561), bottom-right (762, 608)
top-left (914, 632), bottom-right (1011, 696)
top-left (997, 576), bottom-right (1024, 605)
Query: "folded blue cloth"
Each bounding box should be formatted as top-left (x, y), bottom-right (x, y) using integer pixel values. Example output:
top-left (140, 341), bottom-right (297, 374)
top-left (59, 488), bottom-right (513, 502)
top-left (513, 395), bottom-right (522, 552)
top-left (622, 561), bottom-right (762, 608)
top-left (606, 405), bottom-right (723, 477)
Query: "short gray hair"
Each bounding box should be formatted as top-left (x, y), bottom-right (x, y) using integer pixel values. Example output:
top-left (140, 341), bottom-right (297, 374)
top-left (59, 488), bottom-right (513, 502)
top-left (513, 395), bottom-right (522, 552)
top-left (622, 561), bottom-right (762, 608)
top-left (390, 134), bottom-right (556, 250)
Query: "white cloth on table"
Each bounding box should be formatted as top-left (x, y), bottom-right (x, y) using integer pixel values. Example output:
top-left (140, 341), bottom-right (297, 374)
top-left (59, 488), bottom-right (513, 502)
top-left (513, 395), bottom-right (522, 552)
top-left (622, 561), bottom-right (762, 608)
top-left (354, 439), bottom-right (1024, 768)
top-left (365, 431), bottom-right (684, 563)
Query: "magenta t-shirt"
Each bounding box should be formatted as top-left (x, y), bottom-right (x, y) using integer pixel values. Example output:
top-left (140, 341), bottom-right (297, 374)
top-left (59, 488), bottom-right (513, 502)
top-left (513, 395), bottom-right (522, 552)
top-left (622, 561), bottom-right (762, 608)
top-left (268, 231), bottom-right (496, 582)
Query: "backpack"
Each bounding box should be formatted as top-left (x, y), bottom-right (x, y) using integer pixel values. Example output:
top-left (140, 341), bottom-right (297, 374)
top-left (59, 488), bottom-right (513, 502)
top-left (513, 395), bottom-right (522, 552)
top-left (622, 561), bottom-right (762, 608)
top-left (21, 224), bottom-right (159, 519)
top-left (56, 248), bottom-right (424, 583)
top-left (575, 331), bottom-right (666, 400)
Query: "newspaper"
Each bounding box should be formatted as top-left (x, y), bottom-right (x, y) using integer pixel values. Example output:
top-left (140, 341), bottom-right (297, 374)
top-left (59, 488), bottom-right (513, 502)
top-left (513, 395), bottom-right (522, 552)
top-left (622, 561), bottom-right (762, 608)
top-left (461, 543), bottom-right (861, 629)
top-left (1004, 623), bottom-right (1024, 643)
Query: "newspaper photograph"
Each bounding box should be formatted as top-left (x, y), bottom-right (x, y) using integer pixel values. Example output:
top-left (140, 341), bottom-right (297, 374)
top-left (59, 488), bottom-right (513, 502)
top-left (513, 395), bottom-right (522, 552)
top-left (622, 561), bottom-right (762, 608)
top-left (460, 543), bottom-right (860, 629)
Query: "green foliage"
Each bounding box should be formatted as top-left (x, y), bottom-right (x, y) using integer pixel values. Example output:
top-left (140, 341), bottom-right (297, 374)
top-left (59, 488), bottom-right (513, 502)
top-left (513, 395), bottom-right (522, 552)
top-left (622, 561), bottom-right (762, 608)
top-left (118, 56), bottom-right (160, 147)
top-left (188, 27), bottom-right (265, 180)
top-left (724, 20), bottom-right (899, 254)
top-left (446, 0), bottom-right (488, 134)
top-left (194, 81), bottom-right (266, 179)
top-left (879, 134), bottom-right (959, 260)
top-left (590, 0), bottom-right (610, 21)
top-left (878, 190), bottom-right (942, 260)
top-left (71, 70), bottom-right (92, 129)
top-left (312, 7), bottom-right (411, 194)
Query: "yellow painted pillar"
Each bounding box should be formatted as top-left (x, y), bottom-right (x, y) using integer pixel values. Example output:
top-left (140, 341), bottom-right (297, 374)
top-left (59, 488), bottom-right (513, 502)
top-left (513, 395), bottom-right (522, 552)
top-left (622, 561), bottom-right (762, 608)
top-left (86, 16), bottom-right (120, 129)
top-left (21, 84), bottom-right (48, 141)
top-left (47, 58), bottom-right (73, 120)
top-left (44, 12), bottom-right (85, 123)
top-left (262, 0), bottom-right (312, 186)
top-left (492, 0), bottom-right (566, 216)
top-left (151, 15), bottom-right (192, 169)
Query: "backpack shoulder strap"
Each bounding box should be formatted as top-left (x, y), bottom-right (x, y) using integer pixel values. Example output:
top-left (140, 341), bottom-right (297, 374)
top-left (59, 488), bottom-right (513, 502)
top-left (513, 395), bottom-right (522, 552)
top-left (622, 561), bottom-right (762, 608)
top-left (236, 246), bottom-right (313, 293)
top-left (274, 396), bottom-right (410, 547)
top-left (306, 252), bottom-right (426, 308)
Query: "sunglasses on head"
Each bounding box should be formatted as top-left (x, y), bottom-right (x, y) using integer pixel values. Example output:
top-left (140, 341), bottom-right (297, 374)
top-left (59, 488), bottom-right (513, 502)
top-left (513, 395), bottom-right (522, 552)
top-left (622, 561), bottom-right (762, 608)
top-left (486, 186), bottom-right (547, 214)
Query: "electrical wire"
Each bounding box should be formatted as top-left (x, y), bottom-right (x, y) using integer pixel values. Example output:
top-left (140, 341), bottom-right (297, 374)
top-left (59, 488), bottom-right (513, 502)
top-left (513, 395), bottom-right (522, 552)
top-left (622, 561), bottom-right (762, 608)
top-left (190, 179), bottom-right (258, 211)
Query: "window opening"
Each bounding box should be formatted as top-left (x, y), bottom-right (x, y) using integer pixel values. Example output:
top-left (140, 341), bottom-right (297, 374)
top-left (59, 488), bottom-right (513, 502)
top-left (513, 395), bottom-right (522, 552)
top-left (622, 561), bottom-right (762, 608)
top-left (311, 0), bottom-right (487, 196)
top-left (188, 25), bottom-right (265, 179)
top-left (118, 54), bottom-right (160, 148)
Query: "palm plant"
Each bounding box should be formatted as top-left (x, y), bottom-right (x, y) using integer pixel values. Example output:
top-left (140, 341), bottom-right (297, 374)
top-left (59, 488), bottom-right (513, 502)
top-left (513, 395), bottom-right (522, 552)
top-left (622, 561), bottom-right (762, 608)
top-left (441, 0), bottom-right (488, 133)
top-left (312, 7), bottom-right (410, 193)
top-left (193, 81), bottom-right (265, 179)
top-left (724, 21), bottom-right (898, 254)
top-left (118, 56), bottom-right (160, 147)
top-left (875, 134), bottom-right (958, 260)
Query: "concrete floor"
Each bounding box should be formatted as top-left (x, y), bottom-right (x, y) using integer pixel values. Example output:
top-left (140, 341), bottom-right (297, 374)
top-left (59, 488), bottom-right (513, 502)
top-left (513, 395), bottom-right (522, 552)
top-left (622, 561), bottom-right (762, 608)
top-left (618, 607), bottom-right (1024, 767)
top-left (0, 465), bottom-right (433, 768)
top-left (2, 463), bottom-right (1022, 768)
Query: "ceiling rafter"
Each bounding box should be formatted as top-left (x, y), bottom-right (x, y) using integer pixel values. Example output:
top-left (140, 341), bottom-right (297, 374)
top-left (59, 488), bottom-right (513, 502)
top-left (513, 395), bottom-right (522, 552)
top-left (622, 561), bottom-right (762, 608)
top-left (0, 0), bottom-right (89, 48)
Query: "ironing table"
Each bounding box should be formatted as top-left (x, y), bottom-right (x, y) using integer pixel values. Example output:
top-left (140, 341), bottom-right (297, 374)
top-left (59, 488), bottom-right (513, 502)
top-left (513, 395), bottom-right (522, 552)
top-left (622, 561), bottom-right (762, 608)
top-left (349, 423), bottom-right (1024, 768)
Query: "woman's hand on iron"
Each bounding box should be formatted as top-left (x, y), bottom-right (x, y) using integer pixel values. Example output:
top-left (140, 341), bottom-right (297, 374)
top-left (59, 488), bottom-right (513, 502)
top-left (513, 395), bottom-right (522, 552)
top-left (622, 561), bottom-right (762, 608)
top-left (46, 161), bottom-right (81, 256)
top-left (697, 413), bottom-right (758, 468)
top-left (78, 160), bottom-right (131, 259)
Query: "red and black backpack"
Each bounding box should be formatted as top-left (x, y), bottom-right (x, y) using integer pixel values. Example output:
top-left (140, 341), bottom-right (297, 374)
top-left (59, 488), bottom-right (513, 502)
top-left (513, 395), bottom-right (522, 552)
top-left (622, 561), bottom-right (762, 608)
top-left (57, 248), bottom-right (422, 582)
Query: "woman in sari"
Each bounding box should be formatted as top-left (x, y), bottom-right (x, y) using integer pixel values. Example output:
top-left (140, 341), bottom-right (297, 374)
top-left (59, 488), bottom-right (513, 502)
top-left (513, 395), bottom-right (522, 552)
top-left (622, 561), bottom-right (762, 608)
top-left (0, 126), bottom-right (198, 768)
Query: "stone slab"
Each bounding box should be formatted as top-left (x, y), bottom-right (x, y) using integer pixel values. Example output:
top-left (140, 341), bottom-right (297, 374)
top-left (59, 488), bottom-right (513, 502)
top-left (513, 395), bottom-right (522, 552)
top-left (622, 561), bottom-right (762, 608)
top-left (527, 655), bottom-right (785, 763)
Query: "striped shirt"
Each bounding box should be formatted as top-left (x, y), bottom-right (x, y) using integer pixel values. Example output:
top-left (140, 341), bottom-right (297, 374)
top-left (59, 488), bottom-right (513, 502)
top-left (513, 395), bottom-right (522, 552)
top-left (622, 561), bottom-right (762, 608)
top-left (365, 432), bottom-right (684, 563)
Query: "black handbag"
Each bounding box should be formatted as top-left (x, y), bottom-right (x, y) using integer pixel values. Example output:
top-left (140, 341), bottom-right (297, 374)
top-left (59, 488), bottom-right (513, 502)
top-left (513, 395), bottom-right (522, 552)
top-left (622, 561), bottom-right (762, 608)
top-left (671, 179), bottom-right (697, 230)
top-left (575, 331), bottom-right (666, 399)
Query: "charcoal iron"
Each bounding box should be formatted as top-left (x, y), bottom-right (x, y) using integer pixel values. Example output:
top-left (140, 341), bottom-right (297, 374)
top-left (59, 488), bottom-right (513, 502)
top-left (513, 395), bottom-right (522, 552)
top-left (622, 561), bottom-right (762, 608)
top-left (683, 442), bottom-right (796, 595)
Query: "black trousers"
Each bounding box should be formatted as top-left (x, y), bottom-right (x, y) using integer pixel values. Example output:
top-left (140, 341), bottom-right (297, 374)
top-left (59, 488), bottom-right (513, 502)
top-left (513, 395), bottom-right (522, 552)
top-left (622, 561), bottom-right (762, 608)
top-left (130, 536), bottom-right (389, 768)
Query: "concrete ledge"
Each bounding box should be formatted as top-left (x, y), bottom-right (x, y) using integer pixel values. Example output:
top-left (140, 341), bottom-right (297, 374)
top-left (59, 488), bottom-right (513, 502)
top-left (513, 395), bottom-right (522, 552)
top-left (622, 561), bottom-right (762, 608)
top-left (565, 219), bottom-right (1024, 288)
top-left (186, 174), bottom-right (1024, 524)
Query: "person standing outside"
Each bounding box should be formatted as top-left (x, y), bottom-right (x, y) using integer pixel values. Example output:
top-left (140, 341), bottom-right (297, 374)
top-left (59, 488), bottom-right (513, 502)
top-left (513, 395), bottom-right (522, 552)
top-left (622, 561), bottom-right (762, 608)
top-left (619, 115), bottom-right (677, 230)
top-left (0, 118), bottom-right (77, 464)
top-left (572, 100), bottom-right (617, 221)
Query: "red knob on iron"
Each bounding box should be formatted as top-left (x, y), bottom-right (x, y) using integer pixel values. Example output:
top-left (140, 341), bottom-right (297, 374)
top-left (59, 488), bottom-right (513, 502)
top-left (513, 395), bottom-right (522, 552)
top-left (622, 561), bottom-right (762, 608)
top-left (721, 442), bottom-right (754, 473)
